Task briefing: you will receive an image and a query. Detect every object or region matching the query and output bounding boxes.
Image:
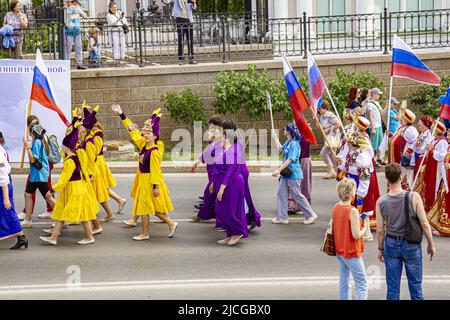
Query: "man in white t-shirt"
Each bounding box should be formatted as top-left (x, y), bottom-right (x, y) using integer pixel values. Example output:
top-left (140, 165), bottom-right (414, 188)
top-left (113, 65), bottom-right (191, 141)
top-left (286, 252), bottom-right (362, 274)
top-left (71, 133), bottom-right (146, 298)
top-left (367, 88), bottom-right (385, 166)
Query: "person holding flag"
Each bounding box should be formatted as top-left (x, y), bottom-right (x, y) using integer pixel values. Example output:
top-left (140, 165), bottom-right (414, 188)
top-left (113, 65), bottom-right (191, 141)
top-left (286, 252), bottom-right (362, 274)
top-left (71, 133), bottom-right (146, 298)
top-left (427, 128), bottom-right (450, 237)
top-left (420, 121), bottom-right (448, 212)
top-left (318, 100), bottom-right (340, 179)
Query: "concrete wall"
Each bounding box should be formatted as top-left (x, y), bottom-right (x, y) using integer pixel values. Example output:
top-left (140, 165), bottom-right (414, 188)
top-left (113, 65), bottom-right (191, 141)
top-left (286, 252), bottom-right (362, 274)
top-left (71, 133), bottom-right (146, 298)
top-left (71, 50), bottom-right (450, 147)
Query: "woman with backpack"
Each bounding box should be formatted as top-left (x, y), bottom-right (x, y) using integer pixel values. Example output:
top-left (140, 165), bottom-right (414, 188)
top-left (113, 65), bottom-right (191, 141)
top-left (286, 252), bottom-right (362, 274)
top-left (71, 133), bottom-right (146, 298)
top-left (21, 117), bottom-right (56, 228)
top-left (18, 116), bottom-right (56, 223)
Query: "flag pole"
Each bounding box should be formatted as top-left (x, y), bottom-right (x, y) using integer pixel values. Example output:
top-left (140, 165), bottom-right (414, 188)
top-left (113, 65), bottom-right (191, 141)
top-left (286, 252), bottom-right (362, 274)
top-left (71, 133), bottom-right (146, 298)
top-left (411, 119), bottom-right (439, 191)
top-left (311, 110), bottom-right (338, 161)
top-left (324, 85), bottom-right (347, 139)
top-left (20, 99), bottom-right (33, 169)
top-left (386, 76), bottom-right (394, 163)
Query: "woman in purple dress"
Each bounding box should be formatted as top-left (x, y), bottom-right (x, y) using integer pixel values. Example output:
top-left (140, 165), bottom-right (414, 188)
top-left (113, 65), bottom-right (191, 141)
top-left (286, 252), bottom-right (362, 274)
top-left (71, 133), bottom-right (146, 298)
top-left (213, 120), bottom-right (248, 246)
top-left (191, 115), bottom-right (223, 222)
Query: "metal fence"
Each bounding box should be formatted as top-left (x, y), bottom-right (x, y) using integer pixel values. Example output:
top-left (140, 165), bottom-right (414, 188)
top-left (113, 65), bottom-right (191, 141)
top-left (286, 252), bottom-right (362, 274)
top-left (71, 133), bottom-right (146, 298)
top-left (1, 7), bottom-right (449, 67)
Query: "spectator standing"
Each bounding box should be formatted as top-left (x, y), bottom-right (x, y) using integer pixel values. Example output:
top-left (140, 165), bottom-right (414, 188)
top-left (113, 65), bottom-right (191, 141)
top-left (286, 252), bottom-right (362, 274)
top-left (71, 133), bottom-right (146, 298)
top-left (333, 178), bottom-right (368, 300)
top-left (172, 0), bottom-right (197, 65)
top-left (3, 0), bottom-right (28, 59)
top-left (107, 1), bottom-right (129, 65)
top-left (318, 101), bottom-right (340, 179)
top-left (65, 0), bottom-right (87, 70)
top-left (359, 88), bottom-right (370, 117)
top-left (87, 28), bottom-right (101, 68)
top-left (367, 88), bottom-right (385, 165)
top-left (376, 163), bottom-right (436, 300)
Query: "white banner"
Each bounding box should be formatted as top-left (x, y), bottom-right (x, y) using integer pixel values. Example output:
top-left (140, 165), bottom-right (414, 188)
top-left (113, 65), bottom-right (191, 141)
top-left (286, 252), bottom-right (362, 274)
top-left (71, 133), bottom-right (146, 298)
top-left (0, 60), bottom-right (71, 162)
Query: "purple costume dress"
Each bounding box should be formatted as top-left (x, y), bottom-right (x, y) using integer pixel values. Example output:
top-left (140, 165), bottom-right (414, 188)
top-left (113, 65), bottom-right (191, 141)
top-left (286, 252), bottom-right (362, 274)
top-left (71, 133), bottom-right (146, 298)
top-left (213, 142), bottom-right (248, 239)
top-left (237, 140), bottom-right (262, 227)
top-left (197, 140), bottom-right (221, 221)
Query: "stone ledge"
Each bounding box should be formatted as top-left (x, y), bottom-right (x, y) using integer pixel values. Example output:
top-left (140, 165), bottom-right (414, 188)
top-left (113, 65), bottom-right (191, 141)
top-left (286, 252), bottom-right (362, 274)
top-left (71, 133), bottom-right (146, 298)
top-left (71, 48), bottom-right (450, 79)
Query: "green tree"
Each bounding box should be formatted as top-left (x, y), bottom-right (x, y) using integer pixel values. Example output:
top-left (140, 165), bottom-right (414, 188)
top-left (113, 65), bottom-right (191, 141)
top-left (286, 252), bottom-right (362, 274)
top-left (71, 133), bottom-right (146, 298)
top-left (227, 0), bottom-right (244, 14)
top-left (409, 75), bottom-right (450, 118)
top-left (161, 89), bottom-right (207, 125)
top-left (213, 64), bottom-right (291, 120)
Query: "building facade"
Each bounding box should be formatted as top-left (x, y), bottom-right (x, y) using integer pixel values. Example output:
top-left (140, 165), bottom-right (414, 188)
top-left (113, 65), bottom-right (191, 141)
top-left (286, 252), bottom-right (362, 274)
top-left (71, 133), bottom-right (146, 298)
top-left (82, 0), bottom-right (450, 19)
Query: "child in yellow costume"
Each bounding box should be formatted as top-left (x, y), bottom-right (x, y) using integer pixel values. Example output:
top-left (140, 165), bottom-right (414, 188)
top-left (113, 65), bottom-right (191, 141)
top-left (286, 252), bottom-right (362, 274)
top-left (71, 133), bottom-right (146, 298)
top-left (40, 119), bottom-right (99, 246)
top-left (111, 104), bottom-right (178, 241)
top-left (80, 104), bottom-right (115, 224)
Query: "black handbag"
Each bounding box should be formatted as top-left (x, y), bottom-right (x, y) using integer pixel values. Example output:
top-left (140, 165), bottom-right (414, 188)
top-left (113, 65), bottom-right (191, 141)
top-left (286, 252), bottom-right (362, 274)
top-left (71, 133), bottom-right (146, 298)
top-left (280, 167), bottom-right (293, 177)
top-left (122, 24), bottom-right (129, 34)
top-left (401, 155), bottom-right (412, 167)
top-left (30, 140), bottom-right (44, 170)
top-left (399, 131), bottom-right (412, 167)
top-left (404, 191), bottom-right (423, 244)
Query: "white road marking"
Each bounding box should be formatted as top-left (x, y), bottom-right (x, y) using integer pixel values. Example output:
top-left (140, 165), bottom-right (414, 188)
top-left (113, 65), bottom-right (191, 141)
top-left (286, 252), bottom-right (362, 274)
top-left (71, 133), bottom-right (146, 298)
top-left (1, 276), bottom-right (450, 295)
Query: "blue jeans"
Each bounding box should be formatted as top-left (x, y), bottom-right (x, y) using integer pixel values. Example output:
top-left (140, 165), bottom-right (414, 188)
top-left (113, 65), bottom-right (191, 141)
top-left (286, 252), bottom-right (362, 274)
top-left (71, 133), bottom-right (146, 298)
top-left (336, 255), bottom-right (368, 300)
top-left (384, 237), bottom-right (424, 300)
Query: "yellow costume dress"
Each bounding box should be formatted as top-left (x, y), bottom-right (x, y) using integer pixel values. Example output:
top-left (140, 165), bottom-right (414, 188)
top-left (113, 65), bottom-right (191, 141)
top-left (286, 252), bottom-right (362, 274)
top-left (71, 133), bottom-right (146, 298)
top-left (83, 130), bottom-right (110, 203)
top-left (120, 113), bottom-right (174, 216)
top-left (92, 128), bottom-right (117, 188)
top-left (51, 152), bottom-right (99, 223)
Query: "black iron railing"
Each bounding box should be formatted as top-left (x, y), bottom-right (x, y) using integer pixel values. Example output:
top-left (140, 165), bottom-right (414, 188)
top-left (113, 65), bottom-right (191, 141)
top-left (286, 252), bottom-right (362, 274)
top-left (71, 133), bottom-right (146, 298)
top-left (1, 7), bottom-right (449, 67)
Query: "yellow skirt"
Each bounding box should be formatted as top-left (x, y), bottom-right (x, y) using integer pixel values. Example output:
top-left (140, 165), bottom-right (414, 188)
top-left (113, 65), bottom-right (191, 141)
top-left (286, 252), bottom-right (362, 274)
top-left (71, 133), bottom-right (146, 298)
top-left (132, 173), bottom-right (174, 216)
top-left (97, 155), bottom-right (117, 188)
top-left (91, 162), bottom-right (110, 203)
top-left (52, 180), bottom-right (99, 223)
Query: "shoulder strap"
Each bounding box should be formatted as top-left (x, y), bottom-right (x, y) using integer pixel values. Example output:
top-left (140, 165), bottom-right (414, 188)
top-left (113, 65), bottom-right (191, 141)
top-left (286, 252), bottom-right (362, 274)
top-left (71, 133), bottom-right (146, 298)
top-left (404, 191), bottom-right (410, 236)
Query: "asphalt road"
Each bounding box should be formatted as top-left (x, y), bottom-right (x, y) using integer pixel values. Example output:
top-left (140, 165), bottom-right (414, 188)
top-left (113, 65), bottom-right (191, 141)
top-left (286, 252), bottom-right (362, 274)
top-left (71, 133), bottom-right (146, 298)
top-left (1, 173), bottom-right (449, 300)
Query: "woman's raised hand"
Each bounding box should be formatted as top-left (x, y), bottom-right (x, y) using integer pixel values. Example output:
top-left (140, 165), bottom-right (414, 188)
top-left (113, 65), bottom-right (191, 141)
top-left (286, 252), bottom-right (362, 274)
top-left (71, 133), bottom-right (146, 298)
top-left (111, 104), bottom-right (122, 115)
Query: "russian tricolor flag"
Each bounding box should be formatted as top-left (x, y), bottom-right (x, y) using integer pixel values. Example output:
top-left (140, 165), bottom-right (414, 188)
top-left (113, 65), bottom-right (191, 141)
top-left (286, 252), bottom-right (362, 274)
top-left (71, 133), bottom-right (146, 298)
top-left (391, 36), bottom-right (441, 86)
top-left (439, 86), bottom-right (450, 121)
top-left (282, 54), bottom-right (317, 145)
top-left (30, 49), bottom-right (70, 127)
top-left (307, 52), bottom-right (325, 112)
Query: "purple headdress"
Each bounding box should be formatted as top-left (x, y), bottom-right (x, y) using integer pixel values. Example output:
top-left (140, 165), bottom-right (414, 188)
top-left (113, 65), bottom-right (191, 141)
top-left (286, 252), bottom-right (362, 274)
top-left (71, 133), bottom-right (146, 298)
top-left (82, 105), bottom-right (100, 131)
top-left (63, 120), bottom-right (82, 150)
top-left (143, 108), bottom-right (161, 137)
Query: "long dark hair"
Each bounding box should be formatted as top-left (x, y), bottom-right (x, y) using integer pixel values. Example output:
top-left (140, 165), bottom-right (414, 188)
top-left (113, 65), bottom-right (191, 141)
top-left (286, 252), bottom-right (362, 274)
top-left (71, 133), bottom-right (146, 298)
top-left (359, 88), bottom-right (369, 102)
top-left (347, 86), bottom-right (358, 108)
top-left (221, 119), bottom-right (238, 144)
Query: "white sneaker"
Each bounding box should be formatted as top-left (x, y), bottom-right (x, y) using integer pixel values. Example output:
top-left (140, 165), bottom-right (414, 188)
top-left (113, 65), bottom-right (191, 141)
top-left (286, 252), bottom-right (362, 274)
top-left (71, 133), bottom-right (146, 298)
top-left (38, 211), bottom-right (52, 219)
top-left (40, 236), bottom-right (57, 245)
top-left (132, 234), bottom-right (149, 241)
top-left (17, 212), bottom-right (26, 221)
top-left (92, 227), bottom-right (103, 235)
top-left (272, 218), bottom-right (289, 225)
top-left (123, 219), bottom-right (137, 227)
top-left (77, 238), bottom-right (95, 245)
top-left (42, 228), bottom-right (61, 236)
top-left (303, 214), bottom-right (318, 225)
top-left (215, 227), bottom-right (226, 232)
top-left (21, 219), bottom-right (32, 228)
top-left (168, 222), bottom-right (179, 238)
top-left (364, 235), bottom-right (374, 242)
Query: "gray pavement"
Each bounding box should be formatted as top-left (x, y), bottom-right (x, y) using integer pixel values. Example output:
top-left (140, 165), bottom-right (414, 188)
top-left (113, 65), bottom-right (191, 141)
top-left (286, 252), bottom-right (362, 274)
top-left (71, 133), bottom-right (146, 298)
top-left (1, 173), bottom-right (449, 300)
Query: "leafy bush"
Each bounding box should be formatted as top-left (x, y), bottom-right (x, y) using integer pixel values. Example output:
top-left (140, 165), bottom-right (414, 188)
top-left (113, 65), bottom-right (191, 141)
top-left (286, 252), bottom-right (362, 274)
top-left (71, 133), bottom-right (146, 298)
top-left (197, 0), bottom-right (245, 14)
top-left (327, 68), bottom-right (385, 116)
top-left (161, 88), bottom-right (207, 125)
top-left (213, 64), bottom-right (291, 120)
top-left (409, 75), bottom-right (450, 118)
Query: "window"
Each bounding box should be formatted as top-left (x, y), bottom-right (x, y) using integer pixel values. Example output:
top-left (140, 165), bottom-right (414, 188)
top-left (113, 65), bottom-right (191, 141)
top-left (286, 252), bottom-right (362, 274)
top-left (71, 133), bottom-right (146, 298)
top-left (316, 0), bottom-right (346, 33)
